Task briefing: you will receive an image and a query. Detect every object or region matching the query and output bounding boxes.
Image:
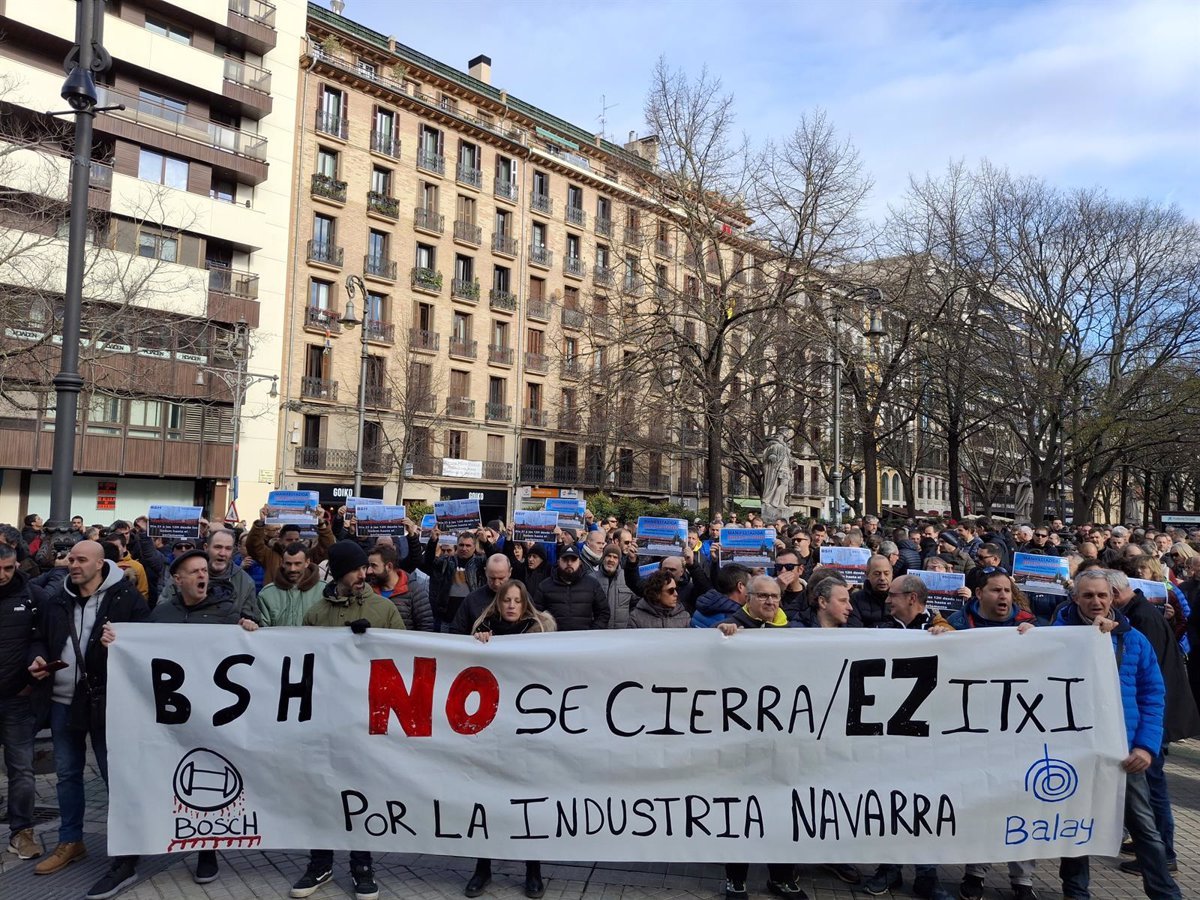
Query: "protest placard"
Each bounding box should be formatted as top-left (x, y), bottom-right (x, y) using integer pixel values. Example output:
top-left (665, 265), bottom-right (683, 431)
top-left (911, 569), bottom-right (968, 614)
top-left (544, 498), bottom-right (586, 533)
top-left (1012, 553), bottom-right (1070, 596)
top-left (263, 490), bottom-right (321, 527)
top-left (513, 509), bottom-right (558, 543)
top-left (146, 505), bottom-right (203, 541)
top-left (1129, 578), bottom-right (1169, 606)
top-left (719, 527), bottom-right (777, 567)
top-left (418, 513), bottom-right (453, 548)
top-left (345, 496), bottom-right (383, 513)
top-left (636, 516), bottom-right (688, 557)
top-left (434, 498), bottom-right (482, 535)
top-left (819, 546), bottom-right (872, 586)
top-left (354, 504), bottom-right (407, 537)
top-left (107, 627), bottom-right (1126, 863)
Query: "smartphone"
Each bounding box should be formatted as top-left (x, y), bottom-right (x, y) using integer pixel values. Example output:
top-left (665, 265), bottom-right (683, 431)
top-left (33, 660), bottom-right (69, 674)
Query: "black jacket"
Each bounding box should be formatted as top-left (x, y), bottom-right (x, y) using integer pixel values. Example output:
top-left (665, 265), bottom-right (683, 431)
top-left (533, 570), bottom-right (609, 631)
top-left (851, 583), bottom-right (889, 627)
top-left (149, 579), bottom-right (244, 625)
top-left (449, 585), bottom-right (498, 635)
top-left (895, 540), bottom-right (923, 575)
top-left (1121, 590), bottom-right (1200, 744)
top-left (0, 571), bottom-right (47, 699)
top-left (422, 539), bottom-right (487, 623)
top-left (127, 530), bottom-right (166, 602)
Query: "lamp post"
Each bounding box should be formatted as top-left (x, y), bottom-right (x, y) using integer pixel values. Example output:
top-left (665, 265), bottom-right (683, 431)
top-left (339, 275), bottom-right (370, 495)
top-left (194, 318), bottom-right (277, 522)
top-left (831, 307), bottom-right (842, 524)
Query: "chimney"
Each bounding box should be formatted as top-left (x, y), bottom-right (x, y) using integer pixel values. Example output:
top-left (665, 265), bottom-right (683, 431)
top-left (468, 54), bottom-right (491, 85)
top-left (330, 0), bottom-right (344, 14)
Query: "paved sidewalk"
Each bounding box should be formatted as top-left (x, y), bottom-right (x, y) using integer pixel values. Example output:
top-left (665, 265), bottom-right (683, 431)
top-left (4, 740), bottom-right (1200, 900)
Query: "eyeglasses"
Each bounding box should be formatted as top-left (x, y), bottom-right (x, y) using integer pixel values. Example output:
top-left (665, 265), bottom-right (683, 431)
top-left (751, 592), bottom-right (781, 601)
top-left (775, 562), bottom-right (800, 571)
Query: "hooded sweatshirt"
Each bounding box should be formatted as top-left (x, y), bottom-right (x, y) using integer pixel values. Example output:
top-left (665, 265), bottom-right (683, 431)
top-left (946, 598), bottom-right (1036, 630)
top-left (53, 562), bottom-right (127, 705)
top-left (258, 563), bottom-right (326, 627)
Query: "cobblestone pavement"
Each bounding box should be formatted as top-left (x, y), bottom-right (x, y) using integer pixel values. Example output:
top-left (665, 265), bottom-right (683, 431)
top-left (3, 738), bottom-right (1199, 900)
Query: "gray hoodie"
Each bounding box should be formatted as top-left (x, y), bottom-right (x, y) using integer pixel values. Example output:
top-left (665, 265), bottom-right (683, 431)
top-left (53, 562), bottom-right (125, 705)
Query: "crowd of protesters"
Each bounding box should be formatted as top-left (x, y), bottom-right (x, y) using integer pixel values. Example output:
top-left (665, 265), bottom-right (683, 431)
top-left (1, 503), bottom-right (1198, 900)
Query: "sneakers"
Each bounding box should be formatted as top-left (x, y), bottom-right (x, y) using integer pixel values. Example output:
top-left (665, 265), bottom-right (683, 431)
top-left (822, 863), bottom-right (861, 885)
top-left (958, 873), bottom-right (985, 900)
top-left (194, 850), bottom-right (220, 884)
top-left (84, 858), bottom-right (139, 900)
top-left (290, 865), bottom-right (333, 898)
top-left (352, 865), bottom-right (379, 900)
top-left (1011, 886), bottom-right (1039, 900)
top-left (725, 879), bottom-right (749, 900)
top-left (863, 867), bottom-right (902, 896)
top-left (1118, 857), bottom-right (1178, 875)
top-left (766, 880), bottom-right (808, 898)
top-left (8, 828), bottom-right (43, 859)
top-left (33, 840), bottom-right (87, 875)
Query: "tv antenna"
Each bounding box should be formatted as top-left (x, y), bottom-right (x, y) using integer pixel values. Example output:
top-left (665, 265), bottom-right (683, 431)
top-left (597, 94), bottom-right (619, 139)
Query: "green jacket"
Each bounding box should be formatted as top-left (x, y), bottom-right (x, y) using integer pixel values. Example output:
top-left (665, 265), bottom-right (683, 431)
top-left (258, 564), bottom-right (326, 627)
top-left (303, 582), bottom-right (405, 629)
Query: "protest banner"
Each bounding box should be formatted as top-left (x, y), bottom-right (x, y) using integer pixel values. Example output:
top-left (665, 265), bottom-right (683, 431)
top-left (719, 528), bottom-right (777, 567)
top-left (355, 504), bottom-right (407, 537)
top-left (106, 627), bottom-right (1126, 862)
top-left (263, 490), bottom-right (321, 527)
top-left (346, 496), bottom-right (384, 514)
top-left (418, 513), bottom-right (454, 548)
top-left (911, 570), bottom-right (968, 614)
top-left (636, 517), bottom-right (688, 557)
top-left (1129, 578), bottom-right (1169, 607)
top-left (544, 498), bottom-right (586, 533)
top-left (819, 546), bottom-right (872, 586)
top-left (146, 505), bottom-right (203, 541)
top-left (1011, 553), bottom-right (1070, 595)
top-left (513, 509), bottom-right (558, 543)
top-left (434, 498), bottom-right (482, 535)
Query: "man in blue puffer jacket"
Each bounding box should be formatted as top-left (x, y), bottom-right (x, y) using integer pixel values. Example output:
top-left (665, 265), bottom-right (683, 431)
top-left (689, 564), bottom-right (750, 628)
top-left (1052, 568), bottom-right (1180, 900)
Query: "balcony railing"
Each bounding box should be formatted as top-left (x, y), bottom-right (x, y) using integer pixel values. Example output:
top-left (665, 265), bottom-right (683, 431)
top-left (488, 345), bottom-right (514, 365)
top-left (494, 177), bottom-right (518, 201)
top-left (367, 191), bottom-right (399, 218)
top-left (523, 408), bottom-right (549, 428)
top-left (307, 239), bottom-right (343, 267)
top-left (301, 376), bottom-right (337, 400)
top-left (456, 164), bottom-right (483, 188)
top-left (593, 265), bottom-right (614, 287)
top-left (365, 385), bottom-right (392, 408)
top-left (531, 192), bottom-right (552, 214)
top-left (489, 288), bottom-right (517, 311)
top-left (364, 319), bottom-right (394, 343)
top-left (364, 254), bottom-right (396, 280)
top-left (96, 85), bottom-right (268, 160)
top-left (566, 206), bottom-right (586, 227)
top-left (519, 464), bottom-right (604, 487)
top-left (595, 217), bottom-right (613, 238)
top-left (207, 266), bottom-right (259, 299)
top-left (451, 278), bottom-right (480, 302)
top-left (314, 109), bottom-right (347, 140)
top-left (524, 352), bottom-right (548, 374)
top-left (409, 328), bottom-right (440, 351)
top-left (529, 245), bottom-right (552, 268)
top-left (446, 396), bottom-right (476, 418)
top-left (622, 277), bottom-right (644, 297)
top-left (223, 57), bottom-right (272, 93)
top-left (557, 411), bottom-right (581, 431)
top-left (229, 0), bottom-right (276, 27)
top-left (492, 233), bottom-right (517, 256)
top-left (485, 402), bottom-right (512, 422)
top-left (411, 267), bottom-right (443, 292)
top-left (417, 149), bottom-right (445, 175)
top-left (311, 173), bottom-right (346, 202)
top-left (527, 299), bottom-right (551, 321)
top-left (561, 307), bottom-right (585, 329)
top-left (370, 129), bottom-right (400, 158)
top-left (449, 338), bottom-right (477, 359)
top-left (413, 207), bottom-right (444, 234)
top-left (305, 305), bottom-right (339, 332)
top-left (560, 359), bottom-right (581, 379)
top-left (295, 447), bottom-right (392, 474)
top-left (623, 225), bottom-right (641, 246)
top-left (454, 220), bottom-right (482, 245)
top-left (655, 239), bottom-right (672, 258)
top-left (564, 257), bottom-right (584, 278)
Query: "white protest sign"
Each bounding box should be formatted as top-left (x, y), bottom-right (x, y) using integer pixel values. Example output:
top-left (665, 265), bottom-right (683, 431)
top-left (106, 627), bottom-right (1126, 862)
top-left (819, 546), bottom-right (872, 586)
top-left (911, 570), bottom-right (967, 614)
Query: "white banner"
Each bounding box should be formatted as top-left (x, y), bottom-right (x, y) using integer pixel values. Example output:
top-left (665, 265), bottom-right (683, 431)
top-left (106, 627), bottom-right (1127, 862)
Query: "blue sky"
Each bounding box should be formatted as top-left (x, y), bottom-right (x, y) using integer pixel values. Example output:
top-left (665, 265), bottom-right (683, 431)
top-left (344, 0), bottom-right (1199, 221)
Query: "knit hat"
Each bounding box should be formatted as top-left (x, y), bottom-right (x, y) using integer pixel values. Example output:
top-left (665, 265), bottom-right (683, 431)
top-left (327, 540), bottom-right (369, 581)
top-left (938, 530), bottom-right (962, 549)
top-left (602, 542), bottom-right (620, 559)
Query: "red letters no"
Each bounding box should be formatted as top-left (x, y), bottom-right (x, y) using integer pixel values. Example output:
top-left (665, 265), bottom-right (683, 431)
top-left (368, 657), bottom-right (436, 736)
top-left (445, 666), bottom-right (500, 734)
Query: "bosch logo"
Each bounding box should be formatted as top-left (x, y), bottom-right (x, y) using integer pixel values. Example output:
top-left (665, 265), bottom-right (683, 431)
top-left (173, 748), bottom-right (244, 812)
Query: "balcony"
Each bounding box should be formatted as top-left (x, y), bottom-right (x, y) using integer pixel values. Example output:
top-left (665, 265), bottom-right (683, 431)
top-left (560, 359), bottom-right (581, 380)
top-left (365, 385), bottom-right (392, 408)
top-left (566, 206), bottom-right (586, 227)
top-left (488, 345), bottom-right (514, 366)
top-left (364, 254), bottom-right (396, 280)
top-left (523, 408), bottom-right (549, 428)
top-left (593, 265), bottom-right (615, 287)
top-left (449, 338), bottom-right (478, 359)
top-left (492, 233), bottom-right (517, 257)
top-left (529, 245), bottom-right (552, 269)
top-left (494, 177), bottom-right (518, 202)
top-left (304, 305), bottom-right (340, 332)
top-left (564, 257), bottom-right (584, 279)
top-left (489, 289), bottom-right (517, 312)
top-left (223, 57), bottom-right (272, 94)
top-left (370, 129), bottom-right (401, 159)
top-left (446, 396), bottom-right (476, 418)
top-left (367, 191), bottom-right (399, 219)
top-left (95, 85), bottom-right (267, 161)
top-left (623, 225), bottom-right (641, 246)
top-left (314, 109), bottom-right (347, 141)
top-left (409, 328), bottom-right (440, 352)
top-left (485, 402), bottom-right (512, 422)
top-left (524, 352), bottom-right (548, 374)
top-left (557, 410), bottom-right (581, 431)
top-left (307, 239), bottom-right (343, 268)
top-left (456, 164), bottom-right (483, 189)
top-left (655, 284), bottom-right (671, 301)
top-left (561, 307), bottom-right (585, 330)
top-left (527, 299), bottom-right (551, 321)
top-left (410, 393), bottom-right (437, 414)
top-left (411, 267), bottom-right (443, 293)
top-left (656, 239), bottom-right (672, 259)
top-left (530, 193), bottom-right (552, 215)
top-left (295, 447), bottom-right (393, 475)
top-left (451, 278), bottom-right (480, 302)
top-left (454, 220), bottom-right (482, 245)
top-left (364, 319), bottom-right (394, 343)
top-left (417, 149), bottom-right (445, 175)
top-left (595, 217), bottom-right (613, 238)
top-left (301, 376), bottom-right (337, 401)
top-left (519, 464), bottom-right (603, 488)
top-left (412, 457), bottom-right (512, 480)
top-left (679, 477), bottom-right (710, 495)
top-left (229, 0), bottom-right (276, 28)
top-left (413, 207), bottom-right (445, 235)
top-left (622, 277), bottom-right (645, 297)
top-left (207, 267), bottom-right (259, 299)
top-left (311, 173), bottom-right (346, 203)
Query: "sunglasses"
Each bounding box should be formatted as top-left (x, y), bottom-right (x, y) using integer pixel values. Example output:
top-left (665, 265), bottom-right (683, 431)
top-left (1034, 533), bottom-right (1049, 538)
top-left (775, 563), bottom-right (800, 572)
top-left (176, 544), bottom-right (195, 551)
top-left (980, 565), bottom-right (1011, 575)
top-left (663, 586), bottom-right (678, 595)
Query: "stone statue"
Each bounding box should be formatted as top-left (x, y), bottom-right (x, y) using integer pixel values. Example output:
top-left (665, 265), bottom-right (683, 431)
top-left (761, 428), bottom-right (795, 522)
top-left (1014, 477), bottom-right (1034, 523)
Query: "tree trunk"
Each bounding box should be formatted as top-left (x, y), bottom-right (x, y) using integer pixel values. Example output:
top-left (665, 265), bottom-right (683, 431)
top-left (946, 433), bottom-right (962, 520)
top-left (706, 427), bottom-right (724, 515)
top-left (1029, 458), bottom-right (1054, 526)
top-left (1119, 465), bottom-right (1130, 525)
top-left (861, 427), bottom-right (880, 517)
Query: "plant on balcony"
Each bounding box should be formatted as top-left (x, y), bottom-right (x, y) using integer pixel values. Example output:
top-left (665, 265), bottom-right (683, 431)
top-left (319, 36), bottom-right (343, 56)
top-left (367, 191), bottom-right (399, 217)
top-left (413, 270), bottom-right (442, 290)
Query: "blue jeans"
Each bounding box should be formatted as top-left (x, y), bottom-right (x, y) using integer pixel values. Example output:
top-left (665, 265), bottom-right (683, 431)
top-left (1145, 747), bottom-right (1174, 862)
top-left (49, 700), bottom-right (109, 844)
top-left (1060, 772), bottom-right (1179, 899)
top-left (0, 696), bottom-right (36, 835)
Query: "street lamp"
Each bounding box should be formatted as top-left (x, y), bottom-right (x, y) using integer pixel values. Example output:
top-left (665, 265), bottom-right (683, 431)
top-left (194, 318), bottom-right (277, 522)
top-left (339, 274), bottom-right (370, 494)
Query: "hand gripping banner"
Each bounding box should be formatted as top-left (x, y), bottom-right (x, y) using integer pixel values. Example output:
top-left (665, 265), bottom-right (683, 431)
top-left (106, 626), bottom-right (1127, 862)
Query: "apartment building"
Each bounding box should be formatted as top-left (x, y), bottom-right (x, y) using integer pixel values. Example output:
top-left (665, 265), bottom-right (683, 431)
top-left (0, 0), bottom-right (303, 523)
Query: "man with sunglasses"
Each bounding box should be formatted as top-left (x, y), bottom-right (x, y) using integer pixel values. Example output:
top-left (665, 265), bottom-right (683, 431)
top-left (965, 543), bottom-right (1008, 594)
top-left (773, 550), bottom-right (806, 619)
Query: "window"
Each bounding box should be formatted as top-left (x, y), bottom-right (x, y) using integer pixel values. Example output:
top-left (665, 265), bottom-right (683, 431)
top-left (87, 393), bottom-right (123, 435)
top-left (529, 277), bottom-right (545, 301)
top-left (419, 181), bottom-right (439, 211)
top-left (312, 213), bottom-right (335, 247)
top-left (595, 245), bottom-right (610, 268)
top-left (493, 265), bottom-right (510, 292)
top-left (450, 370), bottom-right (471, 397)
top-left (527, 382), bottom-right (543, 410)
top-left (457, 194), bottom-right (477, 225)
top-left (454, 254), bottom-right (474, 282)
top-left (138, 232), bottom-right (177, 262)
top-left (145, 17), bottom-right (192, 44)
top-left (561, 388), bottom-right (576, 411)
top-left (370, 166), bottom-right (391, 195)
top-left (495, 155), bottom-right (516, 185)
top-left (492, 319), bottom-right (509, 348)
top-left (567, 185), bottom-right (583, 211)
top-left (210, 176), bottom-right (236, 203)
top-left (309, 279), bottom-right (332, 310)
top-left (685, 275), bottom-right (699, 298)
top-left (137, 149), bottom-right (188, 190)
top-left (458, 141), bottom-right (480, 171)
top-left (366, 291), bottom-right (386, 323)
top-left (531, 222), bottom-right (547, 249)
top-left (563, 286), bottom-right (579, 309)
top-left (367, 230), bottom-right (388, 263)
top-left (319, 86), bottom-right (344, 122)
top-left (414, 302), bottom-right (435, 332)
top-left (566, 234), bottom-right (580, 262)
top-left (488, 377), bottom-right (506, 405)
top-left (357, 59), bottom-right (377, 79)
top-left (592, 293), bottom-right (608, 316)
top-left (487, 434), bottom-right (504, 462)
top-left (415, 243), bottom-right (436, 270)
top-left (138, 88), bottom-right (187, 124)
top-left (438, 92), bottom-right (458, 113)
top-left (597, 196), bottom-right (611, 221)
top-left (881, 475), bottom-right (890, 502)
top-left (564, 336), bottom-right (578, 362)
top-left (533, 170), bottom-right (549, 198)
top-left (447, 430), bottom-right (467, 459)
top-left (373, 107), bottom-right (395, 142)
top-left (316, 147), bottom-right (338, 178)
top-left (418, 125), bottom-right (443, 164)
top-left (495, 208), bottom-right (512, 237)
top-left (527, 328), bottom-right (544, 354)
top-left (128, 400), bottom-right (162, 438)
top-left (655, 264), bottom-right (668, 287)
top-left (452, 311), bottom-right (472, 342)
